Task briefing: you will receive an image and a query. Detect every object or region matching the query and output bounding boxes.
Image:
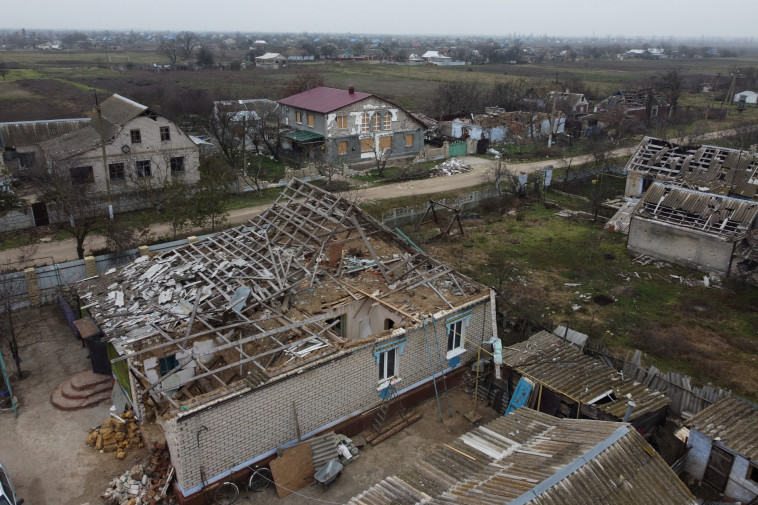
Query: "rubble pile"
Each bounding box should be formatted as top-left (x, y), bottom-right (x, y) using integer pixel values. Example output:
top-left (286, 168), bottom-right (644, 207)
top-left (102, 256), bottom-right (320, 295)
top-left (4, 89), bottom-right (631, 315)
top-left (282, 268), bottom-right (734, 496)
top-left (429, 158), bottom-right (471, 177)
top-left (86, 411), bottom-right (143, 459)
top-left (101, 442), bottom-right (174, 505)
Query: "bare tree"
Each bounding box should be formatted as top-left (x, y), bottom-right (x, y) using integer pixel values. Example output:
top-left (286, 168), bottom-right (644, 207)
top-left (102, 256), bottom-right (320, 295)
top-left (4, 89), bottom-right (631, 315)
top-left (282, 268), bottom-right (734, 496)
top-left (245, 101), bottom-right (283, 161)
top-left (282, 68), bottom-right (325, 96)
top-left (660, 68), bottom-right (684, 118)
top-left (176, 32), bottom-right (198, 60)
top-left (157, 38), bottom-right (179, 65)
top-left (0, 241), bottom-right (39, 379)
top-left (482, 158), bottom-right (519, 198)
top-left (436, 80), bottom-right (483, 118)
top-left (192, 158), bottom-right (233, 231)
top-left (371, 143), bottom-right (392, 177)
top-left (196, 45), bottom-right (215, 68)
top-left (0, 62), bottom-right (8, 81)
top-left (209, 101), bottom-right (244, 169)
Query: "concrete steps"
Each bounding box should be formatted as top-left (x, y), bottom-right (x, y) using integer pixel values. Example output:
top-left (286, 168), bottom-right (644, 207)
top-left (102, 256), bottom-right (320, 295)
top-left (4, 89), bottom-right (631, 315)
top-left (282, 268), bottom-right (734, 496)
top-left (51, 370), bottom-right (113, 411)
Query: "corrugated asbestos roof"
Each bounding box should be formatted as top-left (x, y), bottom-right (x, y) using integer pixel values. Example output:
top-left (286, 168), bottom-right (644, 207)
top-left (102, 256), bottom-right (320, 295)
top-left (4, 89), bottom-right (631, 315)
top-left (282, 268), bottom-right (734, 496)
top-left (97, 93), bottom-right (148, 125)
top-left (686, 395), bottom-right (758, 461)
top-left (0, 119), bottom-right (90, 148)
top-left (625, 136), bottom-right (758, 198)
top-left (348, 408), bottom-right (695, 505)
top-left (278, 86), bottom-right (372, 114)
top-left (636, 183), bottom-right (758, 240)
top-left (37, 94), bottom-right (149, 160)
top-left (500, 331), bottom-right (670, 421)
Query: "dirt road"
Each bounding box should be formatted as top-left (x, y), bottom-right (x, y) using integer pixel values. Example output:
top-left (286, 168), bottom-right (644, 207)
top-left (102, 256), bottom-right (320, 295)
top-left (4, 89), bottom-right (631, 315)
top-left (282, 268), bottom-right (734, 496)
top-left (0, 125), bottom-right (746, 266)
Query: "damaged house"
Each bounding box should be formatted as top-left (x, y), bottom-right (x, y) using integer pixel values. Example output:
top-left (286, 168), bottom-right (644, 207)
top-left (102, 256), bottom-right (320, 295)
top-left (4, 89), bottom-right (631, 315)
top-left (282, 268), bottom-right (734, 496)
top-left (496, 331), bottom-right (670, 434)
top-left (607, 137), bottom-right (758, 279)
top-left (278, 86), bottom-right (427, 165)
top-left (76, 179), bottom-right (493, 502)
top-left (594, 88), bottom-right (670, 121)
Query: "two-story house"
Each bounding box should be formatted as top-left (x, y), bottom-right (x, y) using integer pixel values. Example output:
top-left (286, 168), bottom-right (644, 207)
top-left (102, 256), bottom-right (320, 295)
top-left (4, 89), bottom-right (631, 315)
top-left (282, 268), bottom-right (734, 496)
top-left (278, 86), bottom-right (426, 165)
top-left (38, 94), bottom-right (200, 201)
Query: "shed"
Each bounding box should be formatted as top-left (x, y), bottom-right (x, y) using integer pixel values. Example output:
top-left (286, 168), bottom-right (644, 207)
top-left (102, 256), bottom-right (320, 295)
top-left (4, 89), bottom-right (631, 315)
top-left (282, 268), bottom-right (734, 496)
top-left (685, 395), bottom-right (758, 502)
top-left (499, 331), bottom-right (670, 433)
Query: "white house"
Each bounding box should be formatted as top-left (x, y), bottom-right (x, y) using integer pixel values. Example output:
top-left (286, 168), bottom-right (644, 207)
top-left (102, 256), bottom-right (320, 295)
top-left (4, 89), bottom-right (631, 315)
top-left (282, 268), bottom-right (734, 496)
top-left (734, 90), bottom-right (758, 105)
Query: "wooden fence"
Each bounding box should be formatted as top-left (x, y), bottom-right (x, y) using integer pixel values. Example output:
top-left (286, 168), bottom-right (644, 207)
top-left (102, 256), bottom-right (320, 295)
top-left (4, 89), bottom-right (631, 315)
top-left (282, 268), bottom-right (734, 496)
top-left (585, 342), bottom-right (729, 417)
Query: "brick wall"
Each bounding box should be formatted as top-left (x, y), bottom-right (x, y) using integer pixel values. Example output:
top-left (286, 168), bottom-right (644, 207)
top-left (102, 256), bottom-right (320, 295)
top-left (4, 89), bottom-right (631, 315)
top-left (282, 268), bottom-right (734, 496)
top-left (161, 296), bottom-right (491, 496)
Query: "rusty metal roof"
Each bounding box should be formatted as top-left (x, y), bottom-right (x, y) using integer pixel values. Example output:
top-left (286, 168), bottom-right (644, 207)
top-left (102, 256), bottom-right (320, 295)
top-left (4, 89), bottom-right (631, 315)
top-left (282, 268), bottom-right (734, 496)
top-left (501, 331), bottom-right (670, 421)
top-left (625, 136), bottom-right (758, 198)
top-left (348, 408), bottom-right (695, 505)
top-left (686, 395), bottom-right (758, 460)
top-left (636, 183), bottom-right (758, 240)
top-left (0, 119), bottom-right (90, 148)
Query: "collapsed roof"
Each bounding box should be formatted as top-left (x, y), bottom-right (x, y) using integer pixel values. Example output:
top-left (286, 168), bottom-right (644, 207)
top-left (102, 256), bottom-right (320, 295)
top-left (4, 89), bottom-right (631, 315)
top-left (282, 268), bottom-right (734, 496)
top-left (636, 183), bottom-right (758, 241)
top-left (501, 331), bottom-right (670, 423)
top-left (77, 179), bottom-right (484, 415)
top-left (626, 136), bottom-right (758, 198)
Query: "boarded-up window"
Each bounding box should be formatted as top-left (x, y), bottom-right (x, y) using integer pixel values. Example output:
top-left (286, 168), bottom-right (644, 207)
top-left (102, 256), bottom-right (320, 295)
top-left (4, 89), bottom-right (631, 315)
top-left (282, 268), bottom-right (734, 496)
top-left (372, 113), bottom-right (381, 131)
top-left (405, 133), bottom-right (414, 147)
top-left (338, 141), bottom-right (348, 155)
top-left (361, 138), bottom-right (374, 152)
top-left (336, 116), bottom-right (347, 129)
top-left (307, 114), bottom-right (315, 127)
top-left (382, 113), bottom-right (391, 130)
top-left (295, 111), bottom-right (302, 123)
top-left (361, 112), bottom-right (370, 133)
top-left (379, 136), bottom-right (392, 150)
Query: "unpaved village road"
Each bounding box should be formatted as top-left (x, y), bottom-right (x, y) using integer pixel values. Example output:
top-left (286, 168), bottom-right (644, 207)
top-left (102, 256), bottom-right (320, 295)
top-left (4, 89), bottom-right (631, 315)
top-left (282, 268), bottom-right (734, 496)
top-left (0, 126), bottom-right (746, 266)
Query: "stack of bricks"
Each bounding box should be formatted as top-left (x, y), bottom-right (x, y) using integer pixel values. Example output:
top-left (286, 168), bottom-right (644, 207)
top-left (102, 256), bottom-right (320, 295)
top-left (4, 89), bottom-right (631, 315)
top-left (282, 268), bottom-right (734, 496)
top-left (86, 411), bottom-right (143, 459)
top-left (101, 442), bottom-right (174, 505)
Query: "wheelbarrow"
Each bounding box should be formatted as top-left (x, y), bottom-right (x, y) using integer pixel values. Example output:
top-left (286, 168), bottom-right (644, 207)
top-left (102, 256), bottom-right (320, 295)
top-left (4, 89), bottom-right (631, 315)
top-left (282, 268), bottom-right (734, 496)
top-left (313, 459), bottom-right (343, 490)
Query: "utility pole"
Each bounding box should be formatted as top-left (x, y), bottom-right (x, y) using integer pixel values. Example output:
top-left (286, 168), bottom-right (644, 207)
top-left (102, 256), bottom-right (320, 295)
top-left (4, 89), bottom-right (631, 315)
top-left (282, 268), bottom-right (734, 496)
top-left (94, 90), bottom-right (114, 220)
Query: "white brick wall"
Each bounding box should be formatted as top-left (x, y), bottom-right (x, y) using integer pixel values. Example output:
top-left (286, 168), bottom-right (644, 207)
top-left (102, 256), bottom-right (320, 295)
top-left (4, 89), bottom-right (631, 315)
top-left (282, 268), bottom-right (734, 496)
top-left (163, 297), bottom-right (492, 495)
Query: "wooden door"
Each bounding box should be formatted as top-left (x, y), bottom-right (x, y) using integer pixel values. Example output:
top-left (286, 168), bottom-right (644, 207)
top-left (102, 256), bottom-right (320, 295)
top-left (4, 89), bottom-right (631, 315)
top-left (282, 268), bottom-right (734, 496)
top-left (703, 445), bottom-right (734, 491)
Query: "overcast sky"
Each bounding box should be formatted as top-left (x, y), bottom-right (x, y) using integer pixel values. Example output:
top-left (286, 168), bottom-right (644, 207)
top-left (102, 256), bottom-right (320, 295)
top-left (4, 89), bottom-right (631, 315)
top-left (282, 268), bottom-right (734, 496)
top-left (4, 0), bottom-right (757, 40)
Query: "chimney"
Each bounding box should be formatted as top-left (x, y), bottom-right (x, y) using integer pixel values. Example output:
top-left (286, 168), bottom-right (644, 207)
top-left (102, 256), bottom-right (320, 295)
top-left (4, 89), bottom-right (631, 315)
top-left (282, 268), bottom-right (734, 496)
top-left (348, 85), bottom-right (355, 95)
top-left (622, 400), bottom-right (636, 423)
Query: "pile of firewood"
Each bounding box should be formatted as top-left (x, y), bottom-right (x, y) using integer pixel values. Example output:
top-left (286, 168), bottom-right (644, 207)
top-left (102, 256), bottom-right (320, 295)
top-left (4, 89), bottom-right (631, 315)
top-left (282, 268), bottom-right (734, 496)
top-left (86, 410), bottom-right (143, 459)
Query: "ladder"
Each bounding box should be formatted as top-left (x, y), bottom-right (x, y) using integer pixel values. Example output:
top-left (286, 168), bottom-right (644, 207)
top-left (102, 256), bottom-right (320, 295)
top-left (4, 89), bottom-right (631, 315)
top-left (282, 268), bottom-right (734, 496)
top-left (372, 381), bottom-right (406, 434)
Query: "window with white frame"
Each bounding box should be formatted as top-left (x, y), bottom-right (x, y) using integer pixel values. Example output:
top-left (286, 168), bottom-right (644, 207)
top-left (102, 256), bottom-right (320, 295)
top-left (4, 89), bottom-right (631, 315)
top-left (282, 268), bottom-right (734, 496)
top-left (361, 112), bottom-right (370, 133)
top-left (446, 311), bottom-right (472, 358)
top-left (372, 113), bottom-right (381, 131)
top-left (382, 112), bottom-right (391, 130)
top-left (378, 347), bottom-right (397, 382)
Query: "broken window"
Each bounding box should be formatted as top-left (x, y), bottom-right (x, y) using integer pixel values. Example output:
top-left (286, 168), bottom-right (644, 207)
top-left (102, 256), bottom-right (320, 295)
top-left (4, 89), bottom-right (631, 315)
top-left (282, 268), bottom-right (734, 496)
top-left (307, 113), bottom-right (315, 127)
top-left (361, 138), bottom-right (374, 153)
top-left (69, 166), bottom-right (94, 185)
top-left (378, 347), bottom-right (397, 382)
top-left (109, 162), bottom-right (125, 181)
top-left (405, 133), bottom-right (414, 147)
top-left (17, 152), bottom-right (35, 169)
top-left (130, 129), bottom-right (142, 144)
top-left (382, 113), bottom-right (391, 131)
top-left (295, 110), bottom-right (302, 124)
top-left (384, 319), bottom-right (395, 330)
top-left (159, 355), bottom-right (179, 376)
top-left (170, 156), bottom-right (185, 174)
top-left (336, 116), bottom-right (348, 129)
top-left (160, 126), bottom-right (171, 141)
top-left (136, 160), bottom-right (152, 177)
top-left (325, 316), bottom-right (344, 338)
top-left (361, 112), bottom-right (370, 133)
top-left (338, 141), bottom-right (348, 155)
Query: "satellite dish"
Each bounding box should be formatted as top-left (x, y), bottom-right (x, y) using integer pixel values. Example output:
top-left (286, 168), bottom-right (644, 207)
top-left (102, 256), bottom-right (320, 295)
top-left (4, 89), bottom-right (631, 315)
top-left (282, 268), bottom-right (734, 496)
top-left (121, 145), bottom-right (131, 153)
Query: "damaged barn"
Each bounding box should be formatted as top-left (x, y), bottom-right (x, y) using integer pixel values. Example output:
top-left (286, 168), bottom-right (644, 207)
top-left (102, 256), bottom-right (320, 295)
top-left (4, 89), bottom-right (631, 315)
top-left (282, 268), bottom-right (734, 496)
top-left (75, 179), bottom-right (494, 502)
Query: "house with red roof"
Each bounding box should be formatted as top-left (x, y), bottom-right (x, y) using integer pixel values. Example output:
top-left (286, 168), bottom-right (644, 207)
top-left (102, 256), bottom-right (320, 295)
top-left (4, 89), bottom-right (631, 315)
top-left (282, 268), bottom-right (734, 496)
top-left (278, 86), bottom-right (426, 165)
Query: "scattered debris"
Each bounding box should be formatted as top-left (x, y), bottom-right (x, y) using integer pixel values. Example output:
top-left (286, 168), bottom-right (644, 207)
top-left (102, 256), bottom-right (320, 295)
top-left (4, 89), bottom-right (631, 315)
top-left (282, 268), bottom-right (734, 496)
top-left (100, 442), bottom-right (174, 504)
top-left (335, 434), bottom-right (360, 465)
top-left (86, 410), bottom-right (142, 458)
top-left (429, 158), bottom-right (471, 177)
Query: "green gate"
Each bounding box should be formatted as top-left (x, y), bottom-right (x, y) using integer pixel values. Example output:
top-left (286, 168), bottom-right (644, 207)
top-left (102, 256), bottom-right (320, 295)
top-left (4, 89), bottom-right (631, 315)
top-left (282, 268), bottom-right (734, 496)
top-left (449, 141), bottom-right (467, 157)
